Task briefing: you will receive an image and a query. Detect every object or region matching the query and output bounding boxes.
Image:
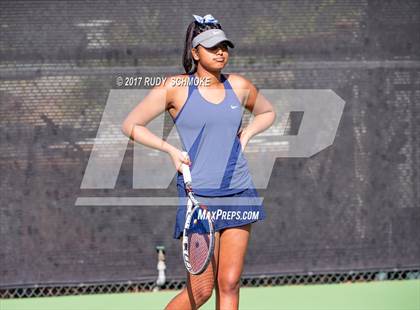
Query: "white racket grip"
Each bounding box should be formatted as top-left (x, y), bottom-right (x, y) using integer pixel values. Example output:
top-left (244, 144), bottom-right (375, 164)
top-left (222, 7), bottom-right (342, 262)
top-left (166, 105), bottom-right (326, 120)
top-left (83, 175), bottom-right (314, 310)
top-left (181, 151), bottom-right (192, 184)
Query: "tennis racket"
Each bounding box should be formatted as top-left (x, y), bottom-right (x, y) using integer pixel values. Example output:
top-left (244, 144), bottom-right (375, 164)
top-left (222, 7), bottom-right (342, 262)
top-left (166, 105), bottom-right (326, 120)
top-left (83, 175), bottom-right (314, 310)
top-left (181, 151), bottom-right (215, 275)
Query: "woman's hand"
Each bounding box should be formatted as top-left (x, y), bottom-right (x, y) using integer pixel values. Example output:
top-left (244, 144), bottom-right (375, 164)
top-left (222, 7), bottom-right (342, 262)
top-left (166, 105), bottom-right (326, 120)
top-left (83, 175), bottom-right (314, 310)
top-left (169, 148), bottom-right (192, 174)
top-left (237, 128), bottom-right (251, 152)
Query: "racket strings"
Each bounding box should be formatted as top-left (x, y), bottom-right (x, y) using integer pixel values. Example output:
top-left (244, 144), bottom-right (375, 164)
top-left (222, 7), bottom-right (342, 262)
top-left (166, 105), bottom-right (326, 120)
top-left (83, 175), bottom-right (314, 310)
top-left (186, 209), bottom-right (212, 273)
top-left (187, 231), bottom-right (210, 273)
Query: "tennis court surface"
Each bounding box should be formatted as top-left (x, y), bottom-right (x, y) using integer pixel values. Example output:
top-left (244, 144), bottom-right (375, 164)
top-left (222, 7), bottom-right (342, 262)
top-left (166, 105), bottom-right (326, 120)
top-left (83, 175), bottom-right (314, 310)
top-left (1, 280), bottom-right (419, 310)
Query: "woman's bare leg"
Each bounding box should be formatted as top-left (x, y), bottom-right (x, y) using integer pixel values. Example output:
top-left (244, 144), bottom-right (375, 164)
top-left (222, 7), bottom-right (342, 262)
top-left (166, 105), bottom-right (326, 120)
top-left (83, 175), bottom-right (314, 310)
top-left (165, 231), bottom-right (220, 310)
top-left (215, 224), bottom-right (251, 310)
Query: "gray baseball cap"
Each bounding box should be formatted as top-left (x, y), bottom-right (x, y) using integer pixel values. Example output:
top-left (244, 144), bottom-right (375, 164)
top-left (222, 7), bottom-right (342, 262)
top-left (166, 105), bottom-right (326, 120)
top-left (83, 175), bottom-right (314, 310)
top-left (192, 29), bottom-right (235, 49)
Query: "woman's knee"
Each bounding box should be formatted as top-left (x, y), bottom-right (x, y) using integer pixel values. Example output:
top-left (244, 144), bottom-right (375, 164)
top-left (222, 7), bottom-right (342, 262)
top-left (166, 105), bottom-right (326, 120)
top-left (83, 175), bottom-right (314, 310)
top-left (217, 273), bottom-right (241, 295)
top-left (188, 274), bottom-right (215, 306)
top-left (191, 283), bottom-right (213, 306)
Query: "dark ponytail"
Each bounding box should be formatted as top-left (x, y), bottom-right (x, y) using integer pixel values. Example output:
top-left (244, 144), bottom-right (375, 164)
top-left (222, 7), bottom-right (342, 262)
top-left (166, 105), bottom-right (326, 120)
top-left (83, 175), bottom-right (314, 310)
top-left (183, 20), bottom-right (222, 74)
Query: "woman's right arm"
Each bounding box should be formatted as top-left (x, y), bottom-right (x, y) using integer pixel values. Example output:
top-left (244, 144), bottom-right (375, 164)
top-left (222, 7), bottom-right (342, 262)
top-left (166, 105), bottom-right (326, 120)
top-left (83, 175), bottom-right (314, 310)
top-left (120, 77), bottom-right (191, 172)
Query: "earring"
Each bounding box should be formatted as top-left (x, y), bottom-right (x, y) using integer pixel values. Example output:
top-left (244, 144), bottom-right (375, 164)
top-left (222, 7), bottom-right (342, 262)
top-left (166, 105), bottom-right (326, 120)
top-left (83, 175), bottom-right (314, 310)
top-left (193, 49), bottom-right (199, 61)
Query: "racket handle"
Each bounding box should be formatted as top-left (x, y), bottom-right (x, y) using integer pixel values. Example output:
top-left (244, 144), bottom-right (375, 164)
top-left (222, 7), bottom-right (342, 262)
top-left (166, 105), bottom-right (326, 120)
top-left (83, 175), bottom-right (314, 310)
top-left (181, 151), bottom-right (192, 184)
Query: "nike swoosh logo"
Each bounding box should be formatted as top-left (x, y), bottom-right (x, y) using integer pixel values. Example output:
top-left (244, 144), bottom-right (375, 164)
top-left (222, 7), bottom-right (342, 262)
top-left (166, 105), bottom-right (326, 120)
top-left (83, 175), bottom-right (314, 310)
top-left (230, 105), bottom-right (239, 109)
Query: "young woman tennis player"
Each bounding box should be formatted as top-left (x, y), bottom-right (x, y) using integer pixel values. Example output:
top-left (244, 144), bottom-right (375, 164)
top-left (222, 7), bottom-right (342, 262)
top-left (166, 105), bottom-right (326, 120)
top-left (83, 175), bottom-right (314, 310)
top-left (121, 14), bottom-right (276, 310)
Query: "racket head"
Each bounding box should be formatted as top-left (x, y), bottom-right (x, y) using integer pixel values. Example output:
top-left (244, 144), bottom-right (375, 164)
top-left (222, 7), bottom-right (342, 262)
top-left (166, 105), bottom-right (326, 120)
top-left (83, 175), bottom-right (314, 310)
top-left (182, 204), bottom-right (215, 275)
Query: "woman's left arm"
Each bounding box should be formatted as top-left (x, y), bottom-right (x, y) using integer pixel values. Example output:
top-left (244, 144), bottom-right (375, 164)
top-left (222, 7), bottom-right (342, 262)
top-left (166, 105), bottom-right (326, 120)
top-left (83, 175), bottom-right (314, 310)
top-left (237, 77), bottom-right (277, 151)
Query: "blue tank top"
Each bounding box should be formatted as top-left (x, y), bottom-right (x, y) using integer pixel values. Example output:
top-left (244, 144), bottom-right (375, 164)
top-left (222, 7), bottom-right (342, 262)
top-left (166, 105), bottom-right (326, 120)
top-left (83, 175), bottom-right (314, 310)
top-left (172, 73), bottom-right (254, 196)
